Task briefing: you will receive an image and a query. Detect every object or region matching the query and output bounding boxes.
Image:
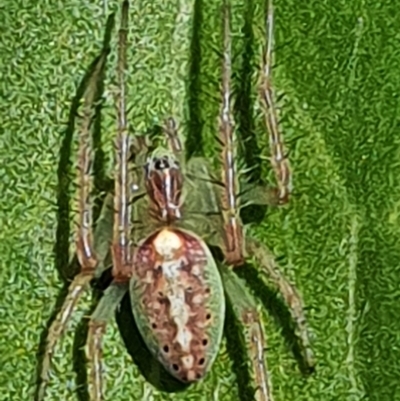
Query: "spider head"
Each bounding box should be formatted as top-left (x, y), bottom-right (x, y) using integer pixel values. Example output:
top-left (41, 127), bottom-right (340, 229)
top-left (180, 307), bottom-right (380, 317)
top-left (144, 149), bottom-right (183, 221)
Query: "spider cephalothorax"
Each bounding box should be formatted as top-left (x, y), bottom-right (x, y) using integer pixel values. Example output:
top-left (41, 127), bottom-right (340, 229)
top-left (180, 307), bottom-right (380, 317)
top-left (37, 1), bottom-right (315, 400)
top-left (144, 150), bottom-right (183, 221)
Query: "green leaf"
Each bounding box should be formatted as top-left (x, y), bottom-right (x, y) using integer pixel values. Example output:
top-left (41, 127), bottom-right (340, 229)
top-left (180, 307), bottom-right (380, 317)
top-left (0, 0), bottom-right (399, 400)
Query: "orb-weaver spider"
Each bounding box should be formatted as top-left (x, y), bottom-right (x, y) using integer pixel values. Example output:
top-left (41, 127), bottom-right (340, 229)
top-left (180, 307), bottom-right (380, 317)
top-left (38, 1), bottom-right (315, 400)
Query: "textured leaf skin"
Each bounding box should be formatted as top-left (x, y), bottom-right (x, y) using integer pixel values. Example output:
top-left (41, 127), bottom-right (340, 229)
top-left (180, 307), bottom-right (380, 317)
top-left (1, 0), bottom-right (400, 401)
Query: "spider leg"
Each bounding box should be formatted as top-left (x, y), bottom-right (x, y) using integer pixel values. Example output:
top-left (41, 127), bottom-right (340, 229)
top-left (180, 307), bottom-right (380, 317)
top-left (239, 181), bottom-right (281, 208)
top-left (112, 0), bottom-right (134, 282)
top-left (218, 1), bottom-right (245, 266)
top-left (161, 116), bottom-right (187, 171)
top-left (221, 266), bottom-right (273, 401)
top-left (87, 282), bottom-right (128, 401)
top-left (260, 0), bottom-right (292, 205)
top-left (163, 117), bottom-right (183, 154)
top-left (87, 3), bottom-right (137, 399)
top-left (246, 237), bottom-right (315, 370)
top-left (37, 50), bottom-right (109, 401)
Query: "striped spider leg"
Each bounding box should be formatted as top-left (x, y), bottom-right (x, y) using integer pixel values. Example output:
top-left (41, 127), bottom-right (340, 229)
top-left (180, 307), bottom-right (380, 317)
top-left (37, 3), bottom-right (135, 400)
top-left (215, 1), bottom-right (315, 400)
top-left (36, 48), bottom-right (110, 401)
top-left (86, 2), bottom-right (134, 399)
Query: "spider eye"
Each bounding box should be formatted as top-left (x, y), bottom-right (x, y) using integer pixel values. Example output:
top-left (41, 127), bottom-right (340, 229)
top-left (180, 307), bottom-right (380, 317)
top-left (154, 157), bottom-right (169, 170)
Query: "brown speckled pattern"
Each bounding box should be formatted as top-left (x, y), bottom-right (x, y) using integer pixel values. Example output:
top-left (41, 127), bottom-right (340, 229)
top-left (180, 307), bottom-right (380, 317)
top-left (132, 228), bottom-right (222, 382)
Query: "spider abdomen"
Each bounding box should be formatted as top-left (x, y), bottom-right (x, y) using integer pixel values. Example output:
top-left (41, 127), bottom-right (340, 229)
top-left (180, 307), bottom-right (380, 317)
top-left (130, 228), bottom-right (225, 382)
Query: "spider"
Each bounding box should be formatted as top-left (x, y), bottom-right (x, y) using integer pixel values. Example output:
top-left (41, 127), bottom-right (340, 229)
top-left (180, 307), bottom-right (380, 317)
top-left (38, 0), bottom-right (315, 400)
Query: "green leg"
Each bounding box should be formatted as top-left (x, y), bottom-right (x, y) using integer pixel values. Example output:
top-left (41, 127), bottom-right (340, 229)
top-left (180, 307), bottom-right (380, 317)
top-left (239, 181), bottom-right (282, 208)
top-left (221, 266), bottom-right (274, 401)
top-left (246, 238), bottom-right (315, 370)
top-left (182, 157), bottom-right (226, 245)
top-left (87, 282), bottom-right (128, 401)
top-left (92, 193), bottom-right (115, 278)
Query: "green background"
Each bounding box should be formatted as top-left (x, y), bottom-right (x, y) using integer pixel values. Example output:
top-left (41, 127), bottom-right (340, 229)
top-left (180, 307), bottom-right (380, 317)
top-left (1, 0), bottom-right (400, 400)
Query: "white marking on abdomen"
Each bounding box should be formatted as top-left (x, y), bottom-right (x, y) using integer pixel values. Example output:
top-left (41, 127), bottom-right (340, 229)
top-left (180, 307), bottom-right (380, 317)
top-left (153, 230), bottom-right (193, 353)
top-left (163, 263), bottom-right (192, 353)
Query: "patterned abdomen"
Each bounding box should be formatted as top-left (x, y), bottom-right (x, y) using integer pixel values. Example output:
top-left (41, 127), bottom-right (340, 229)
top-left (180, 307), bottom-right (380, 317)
top-left (130, 227), bottom-right (225, 382)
